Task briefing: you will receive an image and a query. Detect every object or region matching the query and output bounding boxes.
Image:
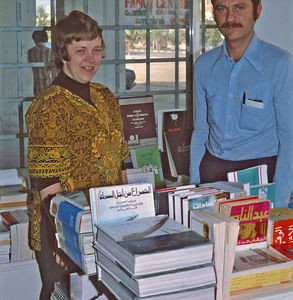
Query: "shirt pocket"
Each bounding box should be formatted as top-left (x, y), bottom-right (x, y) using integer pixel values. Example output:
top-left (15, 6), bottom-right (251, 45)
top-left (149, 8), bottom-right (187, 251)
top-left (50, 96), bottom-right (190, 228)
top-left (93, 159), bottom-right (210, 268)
top-left (239, 103), bottom-right (264, 131)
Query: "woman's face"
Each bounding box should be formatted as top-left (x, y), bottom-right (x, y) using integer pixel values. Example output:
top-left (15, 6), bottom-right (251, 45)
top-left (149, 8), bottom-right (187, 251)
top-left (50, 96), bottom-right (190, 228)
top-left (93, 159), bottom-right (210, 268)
top-left (62, 36), bottom-right (102, 84)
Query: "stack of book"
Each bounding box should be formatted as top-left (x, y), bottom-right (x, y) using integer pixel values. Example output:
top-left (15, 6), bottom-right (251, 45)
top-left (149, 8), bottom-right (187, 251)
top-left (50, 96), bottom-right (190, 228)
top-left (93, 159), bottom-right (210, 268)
top-left (0, 221), bottom-right (10, 263)
top-left (0, 168), bottom-right (28, 212)
top-left (0, 209), bottom-right (35, 261)
top-left (50, 191), bottom-right (95, 274)
top-left (95, 215), bottom-right (216, 299)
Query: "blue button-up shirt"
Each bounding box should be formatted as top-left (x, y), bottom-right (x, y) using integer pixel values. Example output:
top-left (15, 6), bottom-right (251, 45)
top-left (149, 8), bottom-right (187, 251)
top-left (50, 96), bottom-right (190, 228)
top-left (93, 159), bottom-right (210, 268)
top-left (190, 34), bottom-right (293, 207)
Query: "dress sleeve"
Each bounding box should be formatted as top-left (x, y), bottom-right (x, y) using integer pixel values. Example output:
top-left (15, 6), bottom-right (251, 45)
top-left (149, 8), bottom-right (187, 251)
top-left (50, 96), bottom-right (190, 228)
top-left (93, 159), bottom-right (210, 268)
top-left (25, 93), bottom-right (73, 192)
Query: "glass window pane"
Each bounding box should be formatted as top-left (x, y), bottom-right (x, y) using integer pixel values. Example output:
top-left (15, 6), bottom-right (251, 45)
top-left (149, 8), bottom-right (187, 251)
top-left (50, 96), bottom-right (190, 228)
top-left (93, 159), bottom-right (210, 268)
top-left (125, 30), bottom-right (146, 60)
top-left (93, 64), bottom-right (116, 92)
top-left (150, 62), bottom-right (175, 91)
top-left (0, 32), bottom-right (17, 64)
top-left (150, 29), bottom-right (173, 54)
top-left (126, 63), bottom-right (146, 92)
top-left (103, 30), bottom-right (115, 60)
top-left (0, 68), bottom-right (18, 98)
top-left (35, 0), bottom-right (51, 26)
top-left (0, 102), bottom-right (20, 133)
top-left (0, 1), bottom-right (16, 27)
top-left (179, 61), bottom-right (186, 90)
top-left (89, 0), bottom-right (116, 26)
top-left (0, 139), bottom-right (20, 169)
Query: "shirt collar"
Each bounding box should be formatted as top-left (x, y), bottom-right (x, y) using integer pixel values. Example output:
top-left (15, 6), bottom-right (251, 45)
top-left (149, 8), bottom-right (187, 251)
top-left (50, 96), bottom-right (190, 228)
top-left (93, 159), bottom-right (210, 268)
top-left (212, 33), bottom-right (264, 76)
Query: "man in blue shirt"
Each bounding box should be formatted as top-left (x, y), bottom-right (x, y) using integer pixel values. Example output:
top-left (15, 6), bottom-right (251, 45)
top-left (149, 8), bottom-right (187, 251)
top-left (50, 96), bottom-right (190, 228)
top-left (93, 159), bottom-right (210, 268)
top-left (190, 0), bottom-right (293, 207)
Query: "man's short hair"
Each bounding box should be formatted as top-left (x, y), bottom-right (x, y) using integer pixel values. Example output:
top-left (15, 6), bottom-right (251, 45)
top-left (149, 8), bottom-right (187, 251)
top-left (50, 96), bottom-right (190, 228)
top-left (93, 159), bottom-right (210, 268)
top-left (32, 31), bottom-right (48, 43)
top-left (52, 10), bottom-right (105, 69)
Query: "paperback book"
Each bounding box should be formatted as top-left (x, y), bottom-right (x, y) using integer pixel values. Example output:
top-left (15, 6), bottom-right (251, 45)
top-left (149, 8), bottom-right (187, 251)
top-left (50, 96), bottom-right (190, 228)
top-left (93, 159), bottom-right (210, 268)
top-left (95, 215), bottom-right (213, 276)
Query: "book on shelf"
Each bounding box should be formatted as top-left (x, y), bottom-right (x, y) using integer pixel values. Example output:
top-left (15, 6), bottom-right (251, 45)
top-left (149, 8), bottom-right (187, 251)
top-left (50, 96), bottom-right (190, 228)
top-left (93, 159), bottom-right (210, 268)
top-left (250, 182), bottom-right (277, 208)
top-left (55, 219), bottom-right (94, 255)
top-left (267, 207), bottom-right (293, 259)
top-left (200, 181), bottom-right (250, 198)
top-left (0, 221), bottom-right (10, 263)
top-left (156, 108), bottom-right (186, 151)
top-left (50, 193), bottom-right (92, 234)
top-left (97, 250), bottom-right (216, 298)
top-left (218, 198), bottom-right (270, 248)
top-left (89, 183), bottom-right (155, 238)
top-left (99, 266), bottom-right (216, 300)
top-left (153, 184), bottom-right (196, 215)
top-left (130, 146), bottom-right (164, 189)
top-left (53, 190), bottom-right (90, 210)
top-left (163, 128), bottom-right (192, 178)
top-left (55, 232), bottom-right (96, 275)
top-left (94, 215), bottom-right (214, 277)
top-left (190, 209), bottom-right (240, 300)
top-left (126, 168), bottom-right (155, 189)
top-left (118, 96), bottom-right (157, 148)
top-left (0, 168), bottom-right (27, 189)
top-left (0, 209), bottom-right (35, 261)
top-left (227, 164), bottom-right (268, 186)
top-left (169, 186), bottom-right (230, 226)
top-left (231, 247), bottom-right (293, 293)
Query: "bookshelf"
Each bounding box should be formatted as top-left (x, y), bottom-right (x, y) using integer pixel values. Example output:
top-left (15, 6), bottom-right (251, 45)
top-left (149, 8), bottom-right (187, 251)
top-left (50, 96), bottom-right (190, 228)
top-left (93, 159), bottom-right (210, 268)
top-left (0, 259), bottom-right (41, 299)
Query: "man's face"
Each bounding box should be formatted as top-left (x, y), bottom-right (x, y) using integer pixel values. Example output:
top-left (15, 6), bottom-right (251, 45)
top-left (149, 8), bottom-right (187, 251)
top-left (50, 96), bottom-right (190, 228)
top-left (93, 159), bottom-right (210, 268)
top-left (213, 0), bottom-right (262, 44)
top-left (62, 37), bottom-right (102, 84)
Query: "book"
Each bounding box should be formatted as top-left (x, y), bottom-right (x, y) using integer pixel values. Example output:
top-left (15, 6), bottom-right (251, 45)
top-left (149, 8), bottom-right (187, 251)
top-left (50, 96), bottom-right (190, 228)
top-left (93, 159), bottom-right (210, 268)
top-left (89, 183), bottom-right (155, 238)
top-left (219, 198), bottom-right (270, 248)
top-left (0, 222), bottom-right (10, 263)
top-left (50, 195), bottom-right (92, 234)
top-left (231, 247), bottom-right (293, 293)
top-left (118, 96), bottom-right (157, 148)
top-left (53, 190), bottom-right (90, 210)
top-left (130, 146), bottom-right (164, 188)
top-left (250, 183), bottom-right (277, 208)
top-left (0, 168), bottom-right (27, 189)
top-left (163, 128), bottom-right (192, 178)
top-left (190, 209), bottom-right (240, 300)
top-left (97, 250), bottom-right (216, 298)
top-left (94, 215), bottom-right (213, 276)
top-left (55, 219), bottom-right (94, 255)
top-left (267, 207), bottom-right (293, 246)
top-left (227, 164), bottom-right (268, 186)
top-left (55, 233), bottom-right (96, 274)
top-left (99, 266), bottom-right (216, 300)
top-left (126, 168), bottom-right (155, 189)
top-left (0, 210), bottom-right (35, 261)
top-left (153, 184), bottom-right (196, 215)
top-left (200, 181), bottom-right (250, 198)
top-left (156, 108), bottom-right (185, 151)
top-left (168, 186), bottom-right (216, 220)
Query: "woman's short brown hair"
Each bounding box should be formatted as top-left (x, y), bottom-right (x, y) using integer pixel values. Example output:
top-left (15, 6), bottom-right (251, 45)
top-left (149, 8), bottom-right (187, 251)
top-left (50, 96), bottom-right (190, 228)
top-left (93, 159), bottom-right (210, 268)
top-left (52, 10), bottom-right (105, 69)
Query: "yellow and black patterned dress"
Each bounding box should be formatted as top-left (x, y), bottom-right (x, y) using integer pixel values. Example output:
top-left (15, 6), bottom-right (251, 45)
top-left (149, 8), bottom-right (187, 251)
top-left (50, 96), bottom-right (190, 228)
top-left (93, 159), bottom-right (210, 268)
top-left (25, 82), bottom-right (129, 250)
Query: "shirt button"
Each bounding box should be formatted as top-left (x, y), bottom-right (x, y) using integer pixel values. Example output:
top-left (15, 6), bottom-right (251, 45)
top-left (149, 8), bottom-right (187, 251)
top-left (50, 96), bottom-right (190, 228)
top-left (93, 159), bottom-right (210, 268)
top-left (227, 114), bottom-right (232, 119)
top-left (226, 135), bottom-right (230, 139)
top-left (231, 73), bottom-right (236, 78)
top-left (229, 93), bottom-right (233, 99)
top-left (224, 150), bottom-right (227, 154)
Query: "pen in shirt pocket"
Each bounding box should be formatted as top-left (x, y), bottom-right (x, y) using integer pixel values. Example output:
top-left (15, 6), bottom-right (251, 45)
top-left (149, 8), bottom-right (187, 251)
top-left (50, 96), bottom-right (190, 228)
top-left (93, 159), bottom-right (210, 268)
top-left (242, 91), bottom-right (264, 109)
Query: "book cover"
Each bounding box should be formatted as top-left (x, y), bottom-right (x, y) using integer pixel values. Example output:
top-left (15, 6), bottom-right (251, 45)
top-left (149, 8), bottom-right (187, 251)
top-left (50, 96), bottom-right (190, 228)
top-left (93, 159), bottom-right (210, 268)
top-left (164, 128), bottom-right (192, 177)
top-left (250, 183), bottom-right (276, 208)
top-left (50, 198), bottom-right (92, 234)
top-left (89, 183), bottom-right (155, 238)
top-left (219, 199), bottom-right (270, 246)
top-left (227, 164), bottom-right (268, 186)
top-left (267, 207), bottom-right (293, 247)
top-left (96, 215), bottom-right (213, 276)
top-left (156, 108), bottom-right (185, 151)
top-left (118, 96), bottom-right (157, 148)
top-left (126, 168), bottom-right (155, 189)
top-left (54, 190), bottom-right (90, 210)
top-left (55, 219), bottom-right (94, 255)
top-left (153, 184), bottom-right (196, 215)
top-left (56, 233), bottom-right (95, 274)
top-left (231, 247), bottom-right (293, 292)
top-left (131, 146), bottom-right (164, 188)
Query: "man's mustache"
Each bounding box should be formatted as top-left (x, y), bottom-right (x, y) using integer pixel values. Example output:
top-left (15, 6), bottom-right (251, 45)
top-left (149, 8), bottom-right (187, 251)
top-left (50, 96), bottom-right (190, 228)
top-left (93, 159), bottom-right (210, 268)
top-left (222, 23), bottom-right (242, 28)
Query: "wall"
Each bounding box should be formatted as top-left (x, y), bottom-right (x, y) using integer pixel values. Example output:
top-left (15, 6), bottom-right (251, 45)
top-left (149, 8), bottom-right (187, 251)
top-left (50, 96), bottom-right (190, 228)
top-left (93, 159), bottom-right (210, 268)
top-left (255, 0), bottom-right (293, 55)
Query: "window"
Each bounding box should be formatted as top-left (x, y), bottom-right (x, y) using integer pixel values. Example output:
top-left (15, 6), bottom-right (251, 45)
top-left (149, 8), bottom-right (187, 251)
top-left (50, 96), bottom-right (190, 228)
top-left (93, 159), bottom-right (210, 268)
top-left (0, 0), bottom-right (193, 170)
